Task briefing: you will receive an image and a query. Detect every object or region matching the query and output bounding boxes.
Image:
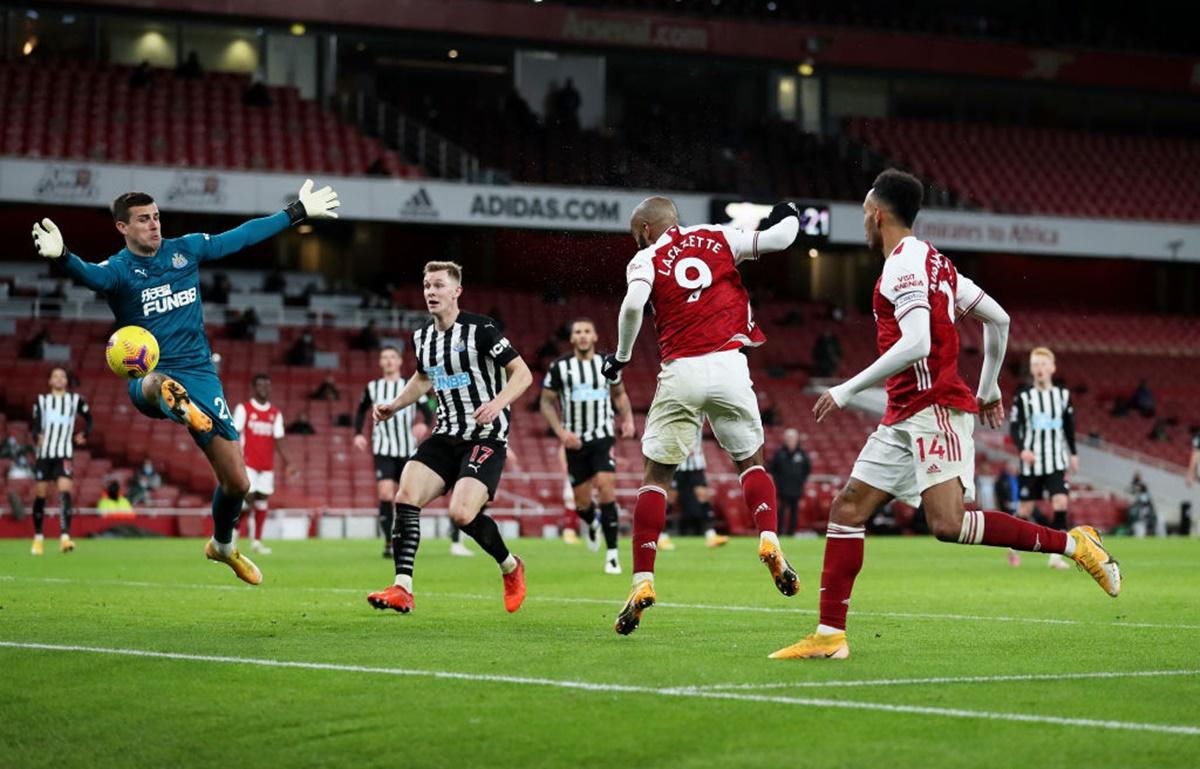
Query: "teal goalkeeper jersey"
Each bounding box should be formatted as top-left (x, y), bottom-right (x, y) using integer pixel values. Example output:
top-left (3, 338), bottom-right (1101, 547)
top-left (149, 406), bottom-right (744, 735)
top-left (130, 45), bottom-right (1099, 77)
top-left (59, 211), bottom-right (290, 371)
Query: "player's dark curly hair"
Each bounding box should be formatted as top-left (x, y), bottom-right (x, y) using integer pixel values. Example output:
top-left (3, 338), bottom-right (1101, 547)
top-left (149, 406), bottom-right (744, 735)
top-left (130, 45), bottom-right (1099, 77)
top-left (252, 372), bottom-right (271, 384)
top-left (111, 192), bottom-right (156, 223)
top-left (871, 169), bottom-right (923, 228)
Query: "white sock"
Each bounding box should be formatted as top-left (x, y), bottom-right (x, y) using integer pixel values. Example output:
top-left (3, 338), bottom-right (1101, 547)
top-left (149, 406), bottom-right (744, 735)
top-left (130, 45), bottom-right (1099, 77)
top-left (211, 538), bottom-right (234, 557)
top-left (760, 531), bottom-right (780, 548)
top-left (60, 533), bottom-right (70, 541)
top-left (816, 624), bottom-right (843, 636)
top-left (34, 534), bottom-right (44, 541)
top-left (1062, 536), bottom-right (1076, 557)
top-left (705, 528), bottom-right (719, 539)
top-left (606, 548), bottom-right (619, 562)
top-left (632, 571), bottom-right (654, 587)
top-left (393, 574), bottom-right (413, 591)
top-left (500, 554), bottom-right (518, 574)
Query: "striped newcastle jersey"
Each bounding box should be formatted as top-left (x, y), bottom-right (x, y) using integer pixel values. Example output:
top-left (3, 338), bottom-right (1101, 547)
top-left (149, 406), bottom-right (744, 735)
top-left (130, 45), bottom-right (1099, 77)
top-left (32, 392), bottom-right (91, 460)
top-left (679, 434), bottom-right (707, 472)
top-left (414, 312), bottom-right (520, 443)
top-left (542, 353), bottom-right (616, 444)
top-left (1010, 385), bottom-right (1077, 476)
top-left (354, 377), bottom-right (435, 457)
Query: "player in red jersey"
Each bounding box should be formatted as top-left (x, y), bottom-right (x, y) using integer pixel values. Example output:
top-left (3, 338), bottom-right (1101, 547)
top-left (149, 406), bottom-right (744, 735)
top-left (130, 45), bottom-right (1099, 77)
top-left (601, 196), bottom-right (804, 635)
top-left (232, 373), bottom-right (293, 555)
top-left (770, 170), bottom-right (1122, 661)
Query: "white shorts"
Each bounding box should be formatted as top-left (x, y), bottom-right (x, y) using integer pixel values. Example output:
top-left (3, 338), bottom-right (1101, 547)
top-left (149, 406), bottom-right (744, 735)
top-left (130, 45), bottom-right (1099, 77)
top-left (642, 349), bottom-right (763, 466)
top-left (246, 467), bottom-right (275, 496)
top-left (851, 404), bottom-right (976, 507)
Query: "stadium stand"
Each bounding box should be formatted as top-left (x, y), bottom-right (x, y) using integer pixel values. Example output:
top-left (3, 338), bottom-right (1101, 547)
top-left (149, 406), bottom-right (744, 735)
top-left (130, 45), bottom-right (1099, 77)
top-left (0, 59), bottom-right (423, 177)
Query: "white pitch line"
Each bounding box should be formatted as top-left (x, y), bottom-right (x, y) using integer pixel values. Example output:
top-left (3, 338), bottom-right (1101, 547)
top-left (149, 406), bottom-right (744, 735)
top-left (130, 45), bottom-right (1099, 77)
top-left (1, 640), bottom-right (1198, 736)
top-left (680, 669), bottom-right (1200, 692)
top-left (3, 574), bottom-right (1199, 631)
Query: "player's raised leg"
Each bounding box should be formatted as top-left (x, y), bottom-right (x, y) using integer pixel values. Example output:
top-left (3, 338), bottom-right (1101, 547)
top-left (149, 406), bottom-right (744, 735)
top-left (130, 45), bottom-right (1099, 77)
top-left (137, 372), bottom-right (213, 433)
top-left (200, 436), bottom-right (261, 585)
top-left (451, 477), bottom-right (525, 612)
top-left (770, 478), bottom-right (891, 660)
top-left (368, 461), bottom-right (444, 613)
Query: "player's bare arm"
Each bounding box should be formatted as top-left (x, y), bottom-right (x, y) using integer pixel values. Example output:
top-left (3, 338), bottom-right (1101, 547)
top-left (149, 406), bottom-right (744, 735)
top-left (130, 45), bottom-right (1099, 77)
top-left (539, 388), bottom-right (581, 449)
top-left (815, 307), bottom-right (933, 423)
top-left (375, 373), bottom-right (433, 423)
top-left (475, 356), bottom-right (533, 425)
top-left (611, 381), bottom-right (636, 439)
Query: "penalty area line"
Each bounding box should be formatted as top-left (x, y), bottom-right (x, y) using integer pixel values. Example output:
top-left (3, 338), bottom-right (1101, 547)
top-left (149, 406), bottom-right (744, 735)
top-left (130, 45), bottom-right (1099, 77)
top-left (1, 640), bottom-right (1198, 737)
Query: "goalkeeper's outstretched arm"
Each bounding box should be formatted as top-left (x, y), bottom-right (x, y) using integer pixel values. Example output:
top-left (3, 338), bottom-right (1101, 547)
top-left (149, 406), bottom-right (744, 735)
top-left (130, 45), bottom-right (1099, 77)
top-left (193, 179), bottom-right (342, 262)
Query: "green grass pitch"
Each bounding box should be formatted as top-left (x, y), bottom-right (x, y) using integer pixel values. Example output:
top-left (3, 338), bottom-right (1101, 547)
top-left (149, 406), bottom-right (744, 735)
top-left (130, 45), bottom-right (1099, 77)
top-left (1, 535), bottom-right (1198, 768)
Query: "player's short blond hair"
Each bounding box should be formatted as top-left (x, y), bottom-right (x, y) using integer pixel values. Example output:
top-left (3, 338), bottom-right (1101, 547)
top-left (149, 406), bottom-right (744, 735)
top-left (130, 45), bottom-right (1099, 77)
top-left (423, 261), bottom-right (463, 283)
top-left (1030, 347), bottom-right (1055, 363)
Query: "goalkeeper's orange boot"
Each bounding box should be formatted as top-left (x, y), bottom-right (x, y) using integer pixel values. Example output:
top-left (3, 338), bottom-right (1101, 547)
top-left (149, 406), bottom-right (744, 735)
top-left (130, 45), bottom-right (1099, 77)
top-left (204, 539), bottom-right (262, 585)
top-left (161, 379), bottom-right (212, 433)
top-left (502, 556), bottom-right (526, 613)
top-left (367, 584), bottom-right (414, 613)
top-left (1068, 526), bottom-right (1121, 597)
top-left (769, 632), bottom-right (850, 660)
top-left (614, 579), bottom-right (656, 636)
top-left (759, 536), bottom-right (800, 597)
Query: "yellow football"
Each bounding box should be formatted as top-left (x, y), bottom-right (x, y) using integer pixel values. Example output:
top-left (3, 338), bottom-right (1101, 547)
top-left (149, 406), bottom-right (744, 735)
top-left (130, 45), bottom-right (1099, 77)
top-left (105, 325), bottom-right (160, 379)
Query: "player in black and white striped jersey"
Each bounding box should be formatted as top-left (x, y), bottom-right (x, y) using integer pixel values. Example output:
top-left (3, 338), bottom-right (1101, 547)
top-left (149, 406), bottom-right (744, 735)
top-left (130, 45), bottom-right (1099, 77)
top-left (540, 318), bottom-right (635, 574)
top-left (667, 430), bottom-right (729, 550)
top-left (354, 345), bottom-right (436, 558)
top-left (29, 366), bottom-right (92, 555)
top-left (1009, 347), bottom-right (1078, 569)
top-left (367, 261), bottom-right (533, 615)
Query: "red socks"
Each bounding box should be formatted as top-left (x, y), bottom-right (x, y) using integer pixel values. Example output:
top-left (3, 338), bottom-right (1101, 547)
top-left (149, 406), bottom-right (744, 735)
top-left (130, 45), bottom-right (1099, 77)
top-left (739, 465), bottom-right (777, 534)
top-left (631, 486), bottom-right (667, 574)
top-left (253, 501), bottom-right (268, 540)
top-left (959, 510), bottom-right (1068, 553)
top-left (818, 523), bottom-right (865, 631)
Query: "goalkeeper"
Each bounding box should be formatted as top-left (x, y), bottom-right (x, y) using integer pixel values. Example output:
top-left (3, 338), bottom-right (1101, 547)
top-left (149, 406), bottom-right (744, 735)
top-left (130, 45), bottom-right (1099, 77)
top-left (31, 180), bottom-right (340, 584)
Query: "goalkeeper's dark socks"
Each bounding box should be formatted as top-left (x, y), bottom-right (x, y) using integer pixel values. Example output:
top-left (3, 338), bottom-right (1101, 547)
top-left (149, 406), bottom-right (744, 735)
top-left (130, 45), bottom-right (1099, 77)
top-left (819, 523), bottom-right (866, 631)
top-left (210, 486), bottom-right (245, 547)
top-left (956, 510), bottom-right (1069, 554)
top-left (575, 505), bottom-right (596, 525)
top-left (460, 513), bottom-right (511, 566)
top-left (391, 503), bottom-right (421, 583)
top-left (59, 492), bottom-right (73, 536)
top-left (378, 500), bottom-right (394, 539)
top-left (32, 497), bottom-right (46, 535)
top-left (599, 501), bottom-right (620, 549)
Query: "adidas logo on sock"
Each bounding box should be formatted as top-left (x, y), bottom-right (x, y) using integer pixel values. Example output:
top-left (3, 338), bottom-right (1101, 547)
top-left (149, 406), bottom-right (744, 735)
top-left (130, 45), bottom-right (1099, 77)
top-left (400, 187), bottom-right (439, 218)
top-left (640, 541), bottom-right (657, 550)
top-left (755, 503), bottom-right (771, 514)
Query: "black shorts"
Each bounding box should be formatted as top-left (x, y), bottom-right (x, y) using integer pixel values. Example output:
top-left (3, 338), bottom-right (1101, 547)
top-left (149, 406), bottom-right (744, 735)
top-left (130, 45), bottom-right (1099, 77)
top-left (410, 433), bottom-right (507, 500)
top-left (34, 458), bottom-right (73, 481)
top-left (1019, 471), bottom-right (1069, 501)
top-left (671, 469), bottom-right (708, 491)
top-left (373, 455), bottom-right (408, 484)
top-left (566, 438), bottom-right (616, 487)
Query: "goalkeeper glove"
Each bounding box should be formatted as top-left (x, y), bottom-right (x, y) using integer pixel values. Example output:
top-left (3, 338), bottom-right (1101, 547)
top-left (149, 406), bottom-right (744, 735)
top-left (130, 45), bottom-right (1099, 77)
top-left (31, 218), bottom-right (67, 259)
top-left (285, 179), bottom-right (341, 225)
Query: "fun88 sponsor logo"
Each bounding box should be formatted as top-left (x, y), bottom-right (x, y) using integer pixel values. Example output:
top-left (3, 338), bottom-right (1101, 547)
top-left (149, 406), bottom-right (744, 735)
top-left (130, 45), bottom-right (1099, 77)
top-left (570, 384), bottom-right (609, 402)
top-left (141, 283), bottom-right (198, 316)
top-left (428, 365), bottom-right (471, 392)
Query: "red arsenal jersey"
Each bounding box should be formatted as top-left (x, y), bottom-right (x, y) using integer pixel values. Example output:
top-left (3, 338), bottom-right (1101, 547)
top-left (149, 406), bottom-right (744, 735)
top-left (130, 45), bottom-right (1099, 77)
top-left (874, 236), bottom-right (984, 425)
top-left (626, 224), bottom-right (766, 362)
top-left (233, 400), bottom-right (284, 471)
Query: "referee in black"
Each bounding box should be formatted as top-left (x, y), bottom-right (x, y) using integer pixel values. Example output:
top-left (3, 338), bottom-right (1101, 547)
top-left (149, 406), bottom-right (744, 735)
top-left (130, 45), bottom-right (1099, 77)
top-left (540, 318), bottom-right (635, 574)
top-left (30, 366), bottom-right (91, 555)
top-left (367, 261), bottom-right (533, 615)
top-left (353, 345), bottom-right (435, 558)
top-left (1010, 347), bottom-right (1078, 569)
